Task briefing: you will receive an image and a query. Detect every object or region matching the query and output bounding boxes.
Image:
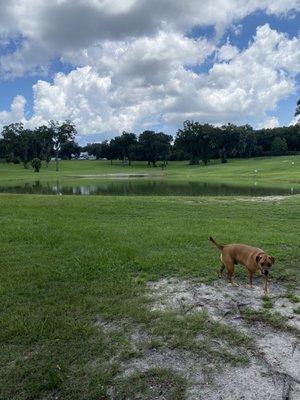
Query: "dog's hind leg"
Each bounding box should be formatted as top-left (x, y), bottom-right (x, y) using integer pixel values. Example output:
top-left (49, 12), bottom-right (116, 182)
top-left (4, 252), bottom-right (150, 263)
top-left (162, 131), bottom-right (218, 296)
top-left (224, 261), bottom-right (238, 286)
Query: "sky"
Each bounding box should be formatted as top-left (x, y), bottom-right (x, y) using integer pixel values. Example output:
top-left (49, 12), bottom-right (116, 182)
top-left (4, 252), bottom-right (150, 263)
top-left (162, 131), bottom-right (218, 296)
top-left (0, 0), bottom-right (299, 144)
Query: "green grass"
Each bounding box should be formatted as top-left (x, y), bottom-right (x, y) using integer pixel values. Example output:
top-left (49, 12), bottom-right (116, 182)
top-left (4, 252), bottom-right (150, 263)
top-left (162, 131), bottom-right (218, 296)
top-left (0, 194), bottom-right (299, 399)
top-left (113, 368), bottom-right (187, 400)
top-left (262, 296), bottom-right (273, 309)
top-left (0, 155), bottom-right (299, 188)
top-left (242, 308), bottom-right (290, 331)
top-left (286, 292), bottom-right (300, 303)
top-left (0, 157), bottom-right (299, 398)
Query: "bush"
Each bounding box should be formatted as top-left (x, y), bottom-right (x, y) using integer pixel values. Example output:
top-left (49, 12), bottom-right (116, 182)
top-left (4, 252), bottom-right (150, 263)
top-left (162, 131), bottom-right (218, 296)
top-left (31, 158), bottom-right (42, 172)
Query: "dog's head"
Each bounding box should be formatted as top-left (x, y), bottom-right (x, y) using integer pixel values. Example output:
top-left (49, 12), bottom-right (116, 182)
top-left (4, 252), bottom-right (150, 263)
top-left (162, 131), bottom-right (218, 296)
top-left (256, 254), bottom-right (275, 276)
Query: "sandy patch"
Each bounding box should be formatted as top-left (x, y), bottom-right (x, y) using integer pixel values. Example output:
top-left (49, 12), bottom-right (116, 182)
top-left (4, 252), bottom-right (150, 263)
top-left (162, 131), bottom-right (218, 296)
top-left (69, 173), bottom-right (153, 179)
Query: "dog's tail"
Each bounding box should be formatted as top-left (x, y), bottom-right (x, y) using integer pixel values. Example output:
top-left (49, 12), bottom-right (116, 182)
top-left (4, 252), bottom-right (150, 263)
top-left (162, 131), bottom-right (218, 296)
top-left (209, 236), bottom-right (224, 250)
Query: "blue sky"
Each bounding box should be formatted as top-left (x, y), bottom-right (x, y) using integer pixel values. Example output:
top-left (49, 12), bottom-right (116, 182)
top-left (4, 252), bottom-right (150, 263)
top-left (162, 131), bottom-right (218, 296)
top-left (0, 1), bottom-right (299, 143)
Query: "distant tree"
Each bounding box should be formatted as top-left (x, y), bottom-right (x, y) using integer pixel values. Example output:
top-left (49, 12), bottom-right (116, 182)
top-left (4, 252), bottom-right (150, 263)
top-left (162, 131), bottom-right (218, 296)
top-left (138, 131), bottom-right (172, 166)
top-left (60, 140), bottom-right (80, 159)
top-left (19, 129), bottom-right (33, 167)
top-left (100, 141), bottom-right (113, 162)
top-left (0, 138), bottom-right (5, 159)
top-left (295, 99), bottom-right (300, 123)
top-left (1, 123), bottom-right (24, 162)
top-left (31, 158), bottom-right (42, 172)
top-left (85, 143), bottom-right (103, 159)
top-left (271, 137), bottom-right (288, 154)
top-left (175, 121), bottom-right (216, 165)
top-left (35, 125), bottom-right (53, 165)
top-left (50, 120), bottom-right (76, 171)
top-left (238, 125), bottom-right (257, 158)
top-left (219, 123), bottom-right (240, 161)
top-left (111, 132), bottom-right (138, 165)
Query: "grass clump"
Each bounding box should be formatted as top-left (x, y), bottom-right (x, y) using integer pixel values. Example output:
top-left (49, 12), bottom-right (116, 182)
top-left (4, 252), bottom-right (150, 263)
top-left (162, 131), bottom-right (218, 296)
top-left (113, 368), bottom-right (187, 400)
top-left (242, 308), bottom-right (288, 330)
top-left (262, 295), bottom-right (273, 309)
top-left (286, 292), bottom-right (300, 303)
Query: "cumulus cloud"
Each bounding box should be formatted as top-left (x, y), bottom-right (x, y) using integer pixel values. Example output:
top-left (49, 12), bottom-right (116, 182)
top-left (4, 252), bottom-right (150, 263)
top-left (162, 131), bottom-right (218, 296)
top-left (0, 95), bottom-right (26, 126)
top-left (0, 1), bottom-right (299, 138)
top-left (257, 116), bottom-right (280, 129)
top-left (217, 42), bottom-right (239, 61)
top-left (2, 24), bottom-right (297, 139)
top-left (0, 0), bottom-right (299, 77)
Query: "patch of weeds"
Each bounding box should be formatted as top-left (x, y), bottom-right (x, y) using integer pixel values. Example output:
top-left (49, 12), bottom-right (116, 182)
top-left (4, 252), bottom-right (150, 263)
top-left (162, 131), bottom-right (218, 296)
top-left (293, 307), bottom-right (300, 315)
top-left (147, 337), bottom-right (164, 350)
top-left (147, 311), bottom-right (251, 366)
top-left (262, 295), bottom-right (273, 309)
top-left (286, 292), bottom-right (300, 304)
top-left (112, 368), bottom-right (187, 400)
top-left (242, 308), bottom-right (288, 330)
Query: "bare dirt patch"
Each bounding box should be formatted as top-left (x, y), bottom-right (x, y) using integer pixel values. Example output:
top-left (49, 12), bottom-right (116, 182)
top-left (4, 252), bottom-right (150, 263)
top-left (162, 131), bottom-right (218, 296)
top-left (144, 278), bottom-right (300, 399)
top-left (105, 278), bottom-right (299, 399)
top-left (69, 173), bottom-right (153, 179)
top-left (100, 278), bottom-right (299, 399)
top-left (237, 195), bottom-right (290, 202)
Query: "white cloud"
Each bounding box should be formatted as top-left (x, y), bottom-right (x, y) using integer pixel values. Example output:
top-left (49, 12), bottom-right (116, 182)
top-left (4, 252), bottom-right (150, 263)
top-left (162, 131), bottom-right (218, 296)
top-left (257, 116), bottom-right (280, 129)
top-left (0, 1), bottom-right (299, 138)
top-left (217, 42), bottom-right (239, 61)
top-left (1, 24), bottom-right (297, 139)
top-left (0, 0), bottom-right (299, 77)
top-left (0, 95), bottom-right (26, 126)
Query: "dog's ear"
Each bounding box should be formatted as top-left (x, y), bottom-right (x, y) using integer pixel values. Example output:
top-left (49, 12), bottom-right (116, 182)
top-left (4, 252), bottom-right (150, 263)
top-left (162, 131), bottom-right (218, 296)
top-left (256, 255), bottom-right (262, 263)
top-left (270, 256), bottom-right (275, 264)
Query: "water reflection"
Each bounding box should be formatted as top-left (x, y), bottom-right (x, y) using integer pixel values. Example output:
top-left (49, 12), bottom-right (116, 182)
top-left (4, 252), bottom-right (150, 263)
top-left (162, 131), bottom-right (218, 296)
top-left (0, 180), bottom-right (298, 196)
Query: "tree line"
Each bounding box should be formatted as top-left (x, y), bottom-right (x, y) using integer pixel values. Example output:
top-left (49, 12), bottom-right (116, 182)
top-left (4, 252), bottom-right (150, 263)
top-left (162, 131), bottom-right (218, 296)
top-left (0, 120), bottom-right (77, 171)
top-left (0, 119), bottom-right (299, 170)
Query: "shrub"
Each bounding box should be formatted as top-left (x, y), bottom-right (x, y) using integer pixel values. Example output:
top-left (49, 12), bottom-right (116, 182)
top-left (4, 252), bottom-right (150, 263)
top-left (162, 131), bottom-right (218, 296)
top-left (31, 158), bottom-right (42, 172)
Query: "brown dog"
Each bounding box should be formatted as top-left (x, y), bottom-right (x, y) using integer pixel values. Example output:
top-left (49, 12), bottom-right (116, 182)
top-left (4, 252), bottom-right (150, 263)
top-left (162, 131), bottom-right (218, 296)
top-left (209, 237), bottom-right (275, 294)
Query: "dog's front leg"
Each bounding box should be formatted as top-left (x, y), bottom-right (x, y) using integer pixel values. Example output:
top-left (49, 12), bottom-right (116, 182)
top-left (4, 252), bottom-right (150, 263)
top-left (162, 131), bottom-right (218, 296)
top-left (263, 275), bottom-right (268, 294)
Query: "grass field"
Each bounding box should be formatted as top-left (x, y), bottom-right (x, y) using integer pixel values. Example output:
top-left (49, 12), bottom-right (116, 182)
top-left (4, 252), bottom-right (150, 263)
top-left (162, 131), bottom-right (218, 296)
top-left (0, 155), bottom-right (299, 188)
top-left (0, 157), bottom-right (299, 399)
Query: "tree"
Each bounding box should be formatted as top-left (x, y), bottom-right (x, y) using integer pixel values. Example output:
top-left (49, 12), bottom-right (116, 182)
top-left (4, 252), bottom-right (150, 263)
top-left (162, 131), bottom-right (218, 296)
top-left (295, 99), bottom-right (300, 123)
top-left (0, 139), bottom-right (5, 159)
top-left (271, 137), bottom-right (288, 154)
top-left (85, 143), bottom-right (104, 159)
top-left (110, 132), bottom-right (138, 165)
top-left (219, 123), bottom-right (240, 162)
top-left (238, 125), bottom-right (257, 158)
top-left (1, 123), bottom-right (24, 162)
top-left (50, 120), bottom-right (76, 171)
top-left (175, 121), bottom-right (216, 165)
top-left (60, 140), bottom-right (80, 159)
top-left (138, 131), bottom-right (172, 166)
top-left (31, 158), bottom-right (42, 172)
top-left (34, 125), bottom-right (53, 165)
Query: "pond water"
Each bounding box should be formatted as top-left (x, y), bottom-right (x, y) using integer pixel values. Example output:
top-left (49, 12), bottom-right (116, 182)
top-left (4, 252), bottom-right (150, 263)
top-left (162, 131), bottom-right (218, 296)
top-left (0, 180), bottom-right (298, 196)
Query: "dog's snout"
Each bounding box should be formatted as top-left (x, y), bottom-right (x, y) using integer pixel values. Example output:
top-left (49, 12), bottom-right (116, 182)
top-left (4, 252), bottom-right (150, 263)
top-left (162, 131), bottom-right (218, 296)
top-left (263, 269), bottom-right (269, 276)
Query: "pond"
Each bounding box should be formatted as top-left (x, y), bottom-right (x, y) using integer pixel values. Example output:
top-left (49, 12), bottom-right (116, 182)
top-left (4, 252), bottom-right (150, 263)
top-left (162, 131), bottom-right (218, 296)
top-left (0, 180), bottom-right (298, 196)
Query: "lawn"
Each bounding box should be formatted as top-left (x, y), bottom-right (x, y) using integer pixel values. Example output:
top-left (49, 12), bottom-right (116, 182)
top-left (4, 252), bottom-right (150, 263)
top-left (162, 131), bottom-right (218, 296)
top-left (0, 193), bottom-right (299, 399)
top-left (0, 155), bottom-right (299, 189)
